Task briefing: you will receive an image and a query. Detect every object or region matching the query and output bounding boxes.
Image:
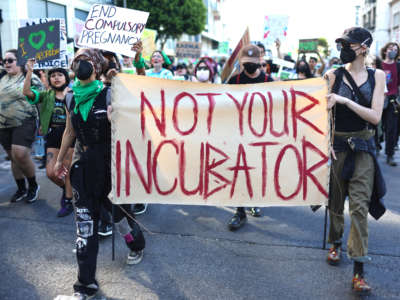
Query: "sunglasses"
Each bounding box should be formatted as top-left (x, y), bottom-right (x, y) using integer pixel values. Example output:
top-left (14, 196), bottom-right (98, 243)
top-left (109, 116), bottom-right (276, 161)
top-left (4, 58), bottom-right (16, 64)
top-left (261, 63), bottom-right (267, 67)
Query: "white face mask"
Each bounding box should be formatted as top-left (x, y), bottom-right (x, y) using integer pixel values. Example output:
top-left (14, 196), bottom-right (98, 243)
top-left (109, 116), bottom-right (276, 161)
top-left (196, 69), bottom-right (210, 82)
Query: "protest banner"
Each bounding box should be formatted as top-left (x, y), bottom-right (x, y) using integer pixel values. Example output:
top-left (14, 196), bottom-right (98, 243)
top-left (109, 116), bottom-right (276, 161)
top-left (18, 20), bottom-right (60, 65)
top-left (110, 75), bottom-right (330, 207)
top-left (78, 4), bottom-right (149, 57)
top-left (220, 27), bottom-right (250, 83)
top-left (20, 18), bottom-right (67, 69)
top-left (141, 28), bottom-right (157, 60)
top-left (299, 39), bottom-right (319, 53)
top-left (263, 15), bottom-right (289, 46)
top-left (175, 41), bottom-right (202, 59)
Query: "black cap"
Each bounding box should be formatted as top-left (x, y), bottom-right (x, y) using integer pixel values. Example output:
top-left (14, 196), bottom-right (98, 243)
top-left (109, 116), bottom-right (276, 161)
top-left (335, 27), bottom-right (373, 47)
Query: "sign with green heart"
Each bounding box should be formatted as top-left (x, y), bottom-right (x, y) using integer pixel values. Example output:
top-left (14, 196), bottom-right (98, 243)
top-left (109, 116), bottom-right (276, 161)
top-left (17, 20), bottom-right (60, 65)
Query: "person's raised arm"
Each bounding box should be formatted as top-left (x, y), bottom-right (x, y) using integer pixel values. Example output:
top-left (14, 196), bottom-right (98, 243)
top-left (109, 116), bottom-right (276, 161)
top-left (23, 58), bottom-right (38, 101)
top-left (132, 41), bottom-right (146, 76)
top-left (316, 52), bottom-right (326, 76)
top-left (275, 38), bottom-right (283, 59)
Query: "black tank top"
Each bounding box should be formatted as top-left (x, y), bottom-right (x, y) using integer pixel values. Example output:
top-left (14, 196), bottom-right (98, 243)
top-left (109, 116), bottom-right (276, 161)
top-left (70, 87), bottom-right (111, 148)
top-left (333, 68), bottom-right (375, 132)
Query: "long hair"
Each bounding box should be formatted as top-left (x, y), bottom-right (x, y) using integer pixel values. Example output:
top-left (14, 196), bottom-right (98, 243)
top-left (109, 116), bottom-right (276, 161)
top-left (5, 49), bottom-right (25, 74)
top-left (380, 42), bottom-right (400, 60)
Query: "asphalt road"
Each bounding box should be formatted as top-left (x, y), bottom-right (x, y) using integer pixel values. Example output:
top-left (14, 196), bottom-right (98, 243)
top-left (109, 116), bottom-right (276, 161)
top-left (0, 148), bottom-right (399, 300)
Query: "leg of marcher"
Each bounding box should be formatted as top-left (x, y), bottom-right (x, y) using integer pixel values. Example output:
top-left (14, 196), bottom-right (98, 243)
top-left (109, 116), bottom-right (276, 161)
top-left (7, 148), bottom-right (28, 202)
top-left (327, 151), bottom-right (348, 265)
top-left (384, 105), bottom-right (398, 166)
top-left (228, 207), bottom-right (247, 231)
top-left (347, 152), bottom-right (374, 295)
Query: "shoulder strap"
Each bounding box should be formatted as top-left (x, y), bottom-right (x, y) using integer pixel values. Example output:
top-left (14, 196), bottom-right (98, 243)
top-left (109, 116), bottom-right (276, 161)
top-left (342, 68), bottom-right (368, 105)
top-left (236, 73), bottom-right (240, 84)
top-left (65, 91), bottom-right (74, 112)
top-left (331, 67), bottom-right (344, 94)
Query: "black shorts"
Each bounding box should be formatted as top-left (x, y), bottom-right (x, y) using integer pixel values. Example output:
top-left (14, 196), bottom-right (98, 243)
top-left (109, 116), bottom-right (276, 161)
top-left (0, 118), bottom-right (37, 151)
top-left (45, 126), bottom-right (76, 149)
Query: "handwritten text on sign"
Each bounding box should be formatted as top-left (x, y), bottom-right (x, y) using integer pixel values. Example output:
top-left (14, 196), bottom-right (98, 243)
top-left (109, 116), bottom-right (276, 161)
top-left (78, 4), bottom-right (149, 57)
top-left (111, 75), bottom-right (329, 207)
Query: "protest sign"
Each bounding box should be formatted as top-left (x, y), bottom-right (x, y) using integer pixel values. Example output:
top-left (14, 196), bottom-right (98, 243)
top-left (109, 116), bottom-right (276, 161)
top-left (78, 4), bottom-right (149, 57)
top-left (220, 27), bottom-right (250, 83)
top-left (299, 39), bottom-right (319, 53)
top-left (175, 42), bottom-right (202, 59)
top-left (263, 15), bottom-right (289, 46)
top-left (141, 28), bottom-right (157, 60)
top-left (218, 41), bottom-right (229, 55)
top-left (110, 75), bottom-right (330, 207)
top-left (20, 18), bottom-right (68, 69)
top-left (18, 20), bottom-right (60, 65)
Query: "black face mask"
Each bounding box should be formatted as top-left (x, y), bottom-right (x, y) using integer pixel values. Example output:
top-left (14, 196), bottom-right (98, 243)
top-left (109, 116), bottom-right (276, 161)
top-left (76, 60), bottom-right (93, 80)
top-left (243, 63), bottom-right (260, 74)
top-left (340, 46), bottom-right (357, 64)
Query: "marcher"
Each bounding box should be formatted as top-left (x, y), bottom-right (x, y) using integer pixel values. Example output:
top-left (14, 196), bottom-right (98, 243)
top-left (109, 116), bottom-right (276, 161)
top-left (308, 53), bottom-right (325, 77)
top-left (53, 48), bottom-right (145, 299)
top-left (0, 49), bottom-right (43, 203)
top-left (325, 27), bottom-right (386, 295)
top-left (23, 59), bottom-right (74, 217)
top-left (146, 50), bottom-right (174, 79)
top-left (226, 44), bottom-right (273, 231)
top-left (380, 42), bottom-right (400, 166)
top-left (296, 59), bottom-right (314, 79)
top-left (194, 58), bottom-right (215, 83)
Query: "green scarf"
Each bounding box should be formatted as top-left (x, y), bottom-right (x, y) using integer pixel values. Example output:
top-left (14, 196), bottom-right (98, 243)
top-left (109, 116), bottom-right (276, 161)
top-left (72, 79), bottom-right (103, 122)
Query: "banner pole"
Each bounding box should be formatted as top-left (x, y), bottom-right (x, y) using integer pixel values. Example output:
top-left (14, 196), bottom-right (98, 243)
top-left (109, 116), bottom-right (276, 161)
top-left (323, 206), bottom-right (328, 250)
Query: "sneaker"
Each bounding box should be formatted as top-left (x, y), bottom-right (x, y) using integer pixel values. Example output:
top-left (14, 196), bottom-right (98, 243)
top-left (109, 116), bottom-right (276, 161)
top-left (250, 207), bottom-right (261, 217)
top-left (387, 155), bottom-right (397, 166)
top-left (98, 223), bottom-right (113, 237)
top-left (327, 246), bottom-right (341, 265)
top-left (24, 185), bottom-right (40, 203)
top-left (228, 212), bottom-right (247, 231)
top-left (10, 189), bottom-right (27, 203)
top-left (127, 249), bottom-right (144, 265)
top-left (132, 204), bottom-right (148, 215)
top-left (352, 274), bottom-right (372, 295)
top-left (54, 292), bottom-right (96, 300)
top-left (57, 200), bottom-right (74, 217)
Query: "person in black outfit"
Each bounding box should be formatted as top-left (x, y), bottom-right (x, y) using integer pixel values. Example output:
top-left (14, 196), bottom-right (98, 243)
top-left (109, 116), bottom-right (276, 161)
top-left (54, 48), bottom-right (145, 300)
top-left (227, 44), bottom-right (273, 231)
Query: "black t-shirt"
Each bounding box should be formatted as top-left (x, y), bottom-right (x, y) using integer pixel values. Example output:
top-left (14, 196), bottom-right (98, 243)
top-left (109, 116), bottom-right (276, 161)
top-left (50, 97), bottom-right (67, 127)
top-left (228, 71), bottom-right (273, 84)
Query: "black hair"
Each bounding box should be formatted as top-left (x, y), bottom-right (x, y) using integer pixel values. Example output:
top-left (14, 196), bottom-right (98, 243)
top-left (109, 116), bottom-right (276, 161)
top-left (309, 56), bottom-right (318, 62)
top-left (256, 42), bottom-right (265, 52)
top-left (47, 67), bottom-right (70, 91)
top-left (5, 49), bottom-right (25, 74)
top-left (296, 60), bottom-right (313, 78)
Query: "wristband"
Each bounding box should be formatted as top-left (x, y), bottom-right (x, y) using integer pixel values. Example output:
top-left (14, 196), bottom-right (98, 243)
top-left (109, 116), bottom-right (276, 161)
top-left (27, 87), bottom-right (40, 104)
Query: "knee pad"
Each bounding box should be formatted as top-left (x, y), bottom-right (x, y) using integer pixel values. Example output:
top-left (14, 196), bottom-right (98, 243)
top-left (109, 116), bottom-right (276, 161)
top-left (124, 222), bottom-right (145, 251)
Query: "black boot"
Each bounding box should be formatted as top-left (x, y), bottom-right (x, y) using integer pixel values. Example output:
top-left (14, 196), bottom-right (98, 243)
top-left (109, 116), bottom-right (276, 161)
top-left (228, 208), bottom-right (247, 231)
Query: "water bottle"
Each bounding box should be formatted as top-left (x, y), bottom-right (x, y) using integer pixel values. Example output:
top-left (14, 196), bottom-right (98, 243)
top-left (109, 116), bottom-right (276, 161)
top-left (32, 135), bottom-right (45, 159)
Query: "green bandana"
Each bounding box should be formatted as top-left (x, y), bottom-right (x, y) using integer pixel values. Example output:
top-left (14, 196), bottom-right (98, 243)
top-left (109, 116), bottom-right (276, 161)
top-left (72, 80), bottom-right (103, 122)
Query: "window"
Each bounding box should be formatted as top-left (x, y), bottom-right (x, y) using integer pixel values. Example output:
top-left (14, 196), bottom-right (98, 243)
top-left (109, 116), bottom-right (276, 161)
top-left (28, 1), bottom-right (67, 34)
top-left (393, 12), bottom-right (400, 30)
top-left (75, 9), bottom-right (88, 22)
top-left (28, 0), bottom-right (46, 19)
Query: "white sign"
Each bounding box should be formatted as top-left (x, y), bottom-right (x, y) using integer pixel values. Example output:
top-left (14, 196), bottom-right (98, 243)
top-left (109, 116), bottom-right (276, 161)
top-left (19, 18), bottom-right (68, 69)
top-left (263, 15), bottom-right (289, 46)
top-left (78, 4), bottom-right (149, 57)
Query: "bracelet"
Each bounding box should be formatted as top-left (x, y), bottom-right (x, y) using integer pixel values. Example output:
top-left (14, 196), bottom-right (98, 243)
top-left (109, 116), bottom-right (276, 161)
top-left (134, 54), bottom-right (146, 69)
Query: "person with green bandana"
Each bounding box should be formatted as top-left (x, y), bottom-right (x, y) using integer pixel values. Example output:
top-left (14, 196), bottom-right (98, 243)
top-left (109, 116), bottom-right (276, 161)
top-left (53, 48), bottom-right (145, 300)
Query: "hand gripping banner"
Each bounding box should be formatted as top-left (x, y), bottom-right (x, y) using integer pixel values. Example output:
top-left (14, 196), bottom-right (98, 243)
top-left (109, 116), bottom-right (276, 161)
top-left (111, 75), bottom-right (329, 207)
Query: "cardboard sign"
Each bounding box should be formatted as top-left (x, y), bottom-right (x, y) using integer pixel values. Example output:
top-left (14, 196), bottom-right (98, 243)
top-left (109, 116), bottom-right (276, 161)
top-left (110, 75), bottom-right (330, 207)
top-left (220, 27), bottom-right (250, 83)
top-left (263, 15), bottom-right (289, 46)
top-left (20, 18), bottom-right (67, 69)
top-left (299, 39), bottom-right (319, 53)
top-left (18, 20), bottom-right (60, 65)
top-left (175, 42), bottom-right (202, 59)
top-left (78, 4), bottom-right (149, 57)
top-left (141, 28), bottom-right (157, 60)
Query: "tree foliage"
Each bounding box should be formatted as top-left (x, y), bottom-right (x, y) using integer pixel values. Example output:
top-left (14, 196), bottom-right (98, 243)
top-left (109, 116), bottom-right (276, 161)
top-left (118, 0), bottom-right (207, 48)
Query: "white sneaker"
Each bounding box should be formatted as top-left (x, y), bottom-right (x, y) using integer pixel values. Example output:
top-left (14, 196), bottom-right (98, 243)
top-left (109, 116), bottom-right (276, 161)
top-left (127, 249), bottom-right (144, 265)
top-left (54, 292), bottom-right (95, 300)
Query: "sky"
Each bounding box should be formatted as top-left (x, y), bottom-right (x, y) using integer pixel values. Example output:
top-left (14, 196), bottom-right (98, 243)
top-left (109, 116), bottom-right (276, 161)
top-left (222, 0), bottom-right (361, 57)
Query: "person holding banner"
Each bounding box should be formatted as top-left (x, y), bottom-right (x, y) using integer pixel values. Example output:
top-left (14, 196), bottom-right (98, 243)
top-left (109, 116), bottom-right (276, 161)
top-left (23, 59), bottom-right (74, 217)
top-left (325, 27), bottom-right (386, 295)
top-left (194, 58), bottom-right (215, 83)
top-left (0, 49), bottom-right (43, 203)
top-left (227, 44), bottom-right (273, 230)
top-left (54, 48), bottom-right (145, 299)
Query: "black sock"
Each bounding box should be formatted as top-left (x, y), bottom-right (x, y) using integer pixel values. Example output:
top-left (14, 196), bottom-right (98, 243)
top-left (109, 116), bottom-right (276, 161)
top-left (237, 207), bottom-right (246, 215)
top-left (354, 261), bottom-right (364, 276)
top-left (65, 196), bottom-right (72, 203)
top-left (15, 178), bottom-right (26, 191)
top-left (27, 177), bottom-right (38, 189)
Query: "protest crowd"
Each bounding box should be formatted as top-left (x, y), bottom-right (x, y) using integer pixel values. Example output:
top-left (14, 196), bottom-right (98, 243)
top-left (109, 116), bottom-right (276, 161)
top-left (0, 4), bottom-right (398, 299)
